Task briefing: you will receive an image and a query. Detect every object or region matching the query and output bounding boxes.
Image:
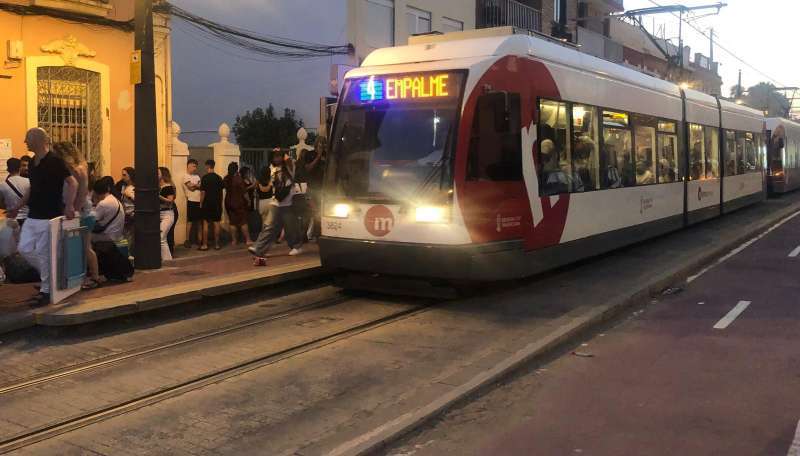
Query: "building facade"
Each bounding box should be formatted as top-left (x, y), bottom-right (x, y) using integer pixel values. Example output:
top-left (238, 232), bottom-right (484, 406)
top-left (346, 0), bottom-right (475, 65)
top-left (0, 0), bottom-right (172, 178)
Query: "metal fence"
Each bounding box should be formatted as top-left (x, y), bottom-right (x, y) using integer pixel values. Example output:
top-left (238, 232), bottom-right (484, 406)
top-left (477, 0), bottom-right (542, 33)
top-left (240, 147), bottom-right (273, 177)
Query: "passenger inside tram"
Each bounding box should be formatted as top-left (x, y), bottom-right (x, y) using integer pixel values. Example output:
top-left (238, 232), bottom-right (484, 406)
top-left (573, 136), bottom-right (597, 191)
top-left (636, 149), bottom-right (656, 185)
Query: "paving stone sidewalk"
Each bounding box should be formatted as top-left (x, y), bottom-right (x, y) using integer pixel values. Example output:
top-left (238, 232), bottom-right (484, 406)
top-left (0, 243), bottom-right (322, 333)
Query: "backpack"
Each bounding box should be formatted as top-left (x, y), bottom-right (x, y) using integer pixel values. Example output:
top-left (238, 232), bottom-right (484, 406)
top-left (2, 253), bottom-right (40, 284)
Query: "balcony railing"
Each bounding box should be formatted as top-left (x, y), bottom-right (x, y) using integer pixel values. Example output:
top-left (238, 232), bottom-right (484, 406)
top-left (477, 0), bottom-right (542, 33)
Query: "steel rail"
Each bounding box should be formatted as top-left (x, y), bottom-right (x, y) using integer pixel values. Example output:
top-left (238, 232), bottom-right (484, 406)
top-left (0, 302), bottom-right (433, 454)
top-left (0, 294), bottom-right (348, 396)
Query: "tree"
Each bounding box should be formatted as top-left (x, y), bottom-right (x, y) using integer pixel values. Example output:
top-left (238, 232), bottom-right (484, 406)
top-left (732, 82), bottom-right (791, 117)
top-left (232, 103), bottom-right (305, 148)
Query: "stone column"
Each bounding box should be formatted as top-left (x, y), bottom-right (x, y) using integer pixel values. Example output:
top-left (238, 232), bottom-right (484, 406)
top-left (170, 121), bottom-right (190, 245)
top-left (210, 123), bottom-right (240, 232)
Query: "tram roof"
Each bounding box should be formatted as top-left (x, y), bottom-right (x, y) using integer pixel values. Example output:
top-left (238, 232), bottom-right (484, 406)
top-left (362, 27), bottom-right (680, 98)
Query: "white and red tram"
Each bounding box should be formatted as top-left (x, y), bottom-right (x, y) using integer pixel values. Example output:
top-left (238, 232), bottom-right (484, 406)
top-left (319, 28), bottom-right (766, 283)
top-left (766, 117), bottom-right (800, 194)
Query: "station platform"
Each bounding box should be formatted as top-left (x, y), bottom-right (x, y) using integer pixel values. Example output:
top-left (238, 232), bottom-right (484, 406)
top-left (0, 243), bottom-right (322, 333)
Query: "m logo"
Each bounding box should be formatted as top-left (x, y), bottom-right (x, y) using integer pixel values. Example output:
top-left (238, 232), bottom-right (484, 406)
top-left (364, 205), bottom-right (394, 237)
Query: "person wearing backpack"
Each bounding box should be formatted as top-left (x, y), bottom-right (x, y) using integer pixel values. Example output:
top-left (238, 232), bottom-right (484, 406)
top-left (248, 149), bottom-right (303, 266)
top-left (0, 158), bottom-right (30, 228)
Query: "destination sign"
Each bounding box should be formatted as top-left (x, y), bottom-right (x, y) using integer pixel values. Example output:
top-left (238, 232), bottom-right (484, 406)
top-left (356, 73), bottom-right (454, 103)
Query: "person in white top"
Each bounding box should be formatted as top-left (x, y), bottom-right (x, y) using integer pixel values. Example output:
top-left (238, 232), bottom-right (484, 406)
top-left (0, 157), bottom-right (30, 227)
top-left (183, 159), bottom-right (202, 248)
top-left (248, 150), bottom-right (303, 266)
top-left (92, 181), bottom-right (125, 243)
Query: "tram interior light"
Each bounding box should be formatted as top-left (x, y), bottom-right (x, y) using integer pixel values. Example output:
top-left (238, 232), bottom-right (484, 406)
top-left (415, 206), bottom-right (447, 223)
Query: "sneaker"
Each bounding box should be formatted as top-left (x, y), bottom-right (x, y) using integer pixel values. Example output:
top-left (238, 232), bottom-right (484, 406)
top-left (247, 246), bottom-right (258, 256)
top-left (253, 257), bottom-right (267, 267)
top-left (288, 248), bottom-right (303, 256)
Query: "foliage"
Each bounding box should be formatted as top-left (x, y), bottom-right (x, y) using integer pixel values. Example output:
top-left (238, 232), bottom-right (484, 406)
top-left (731, 82), bottom-right (791, 117)
top-left (232, 104), bottom-right (305, 148)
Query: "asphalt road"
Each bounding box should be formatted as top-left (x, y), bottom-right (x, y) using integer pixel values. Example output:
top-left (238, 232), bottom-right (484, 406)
top-left (389, 210), bottom-right (800, 455)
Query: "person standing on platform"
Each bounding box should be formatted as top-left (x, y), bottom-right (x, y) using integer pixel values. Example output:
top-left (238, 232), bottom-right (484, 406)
top-left (296, 135), bottom-right (326, 241)
top-left (223, 161), bottom-right (252, 246)
top-left (248, 150), bottom-right (302, 266)
top-left (199, 159), bottom-right (223, 251)
top-left (53, 142), bottom-right (100, 290)
top-left (183, 159), bottom-right (202, 248)
top-left (9, 128), bottom-right (78, 306)
top-left (158, 167), bottom-right (176, 261)
top-left (0, 158), bottom-right (30, 229)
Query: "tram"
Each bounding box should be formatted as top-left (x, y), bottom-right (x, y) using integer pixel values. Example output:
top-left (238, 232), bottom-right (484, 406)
top-left (319, 27), bottom-right (766, 283)
top-left (766, 117), bottom-right (800, 194)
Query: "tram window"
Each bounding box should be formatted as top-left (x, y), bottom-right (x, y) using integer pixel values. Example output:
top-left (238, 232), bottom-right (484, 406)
top-left (736, 131), bottom-right (748, 174)
top-left (601, 125), bottom-right (633, 189)
top-left (744, 132), bottom-right (758, 173)
top-left (571, 104), bottom-right (599, 192)
top-left (539, 99), bottom-right (574, 194)
top-left (467, 92), bottom-right (522, 181)
top-left (633, 116), bottom-right (657, 185)
top-left (657, 132), bottom-right (679, 183)
top-left (688, 124), bottom-right (705, 180)
top-left (725, 130), bottom-right (737, 176)
top-left (704, 126), bottom-right (720, 179)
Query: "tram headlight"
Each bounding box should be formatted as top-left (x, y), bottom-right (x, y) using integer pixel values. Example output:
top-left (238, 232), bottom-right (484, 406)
top-left (415, 206), bottom-right (448, 223)
top-left (326, 203), bottom-right (352, 219)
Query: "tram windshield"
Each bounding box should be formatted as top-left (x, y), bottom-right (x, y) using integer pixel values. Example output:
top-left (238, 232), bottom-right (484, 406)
top-left (327, 72), bottom-right (465, 203)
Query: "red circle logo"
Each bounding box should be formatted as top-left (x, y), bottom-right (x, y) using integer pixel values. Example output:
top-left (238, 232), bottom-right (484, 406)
top-left (364, 205), bottom-right (394, 237)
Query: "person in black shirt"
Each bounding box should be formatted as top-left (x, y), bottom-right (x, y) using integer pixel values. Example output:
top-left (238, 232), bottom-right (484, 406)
top-left (9, 128), bottom-right (78, 306)
top-left (158, 167), bottom-right (176, 261)
top-left (199, 159), bottom-right (224, 250)
top-left (296, 136), bottom-right (326, 240)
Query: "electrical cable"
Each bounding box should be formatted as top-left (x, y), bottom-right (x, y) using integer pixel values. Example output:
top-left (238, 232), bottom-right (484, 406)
top-left (156, 2), bottom-right (352, 60)
top-left (643, 0), bottom-right (786, 87)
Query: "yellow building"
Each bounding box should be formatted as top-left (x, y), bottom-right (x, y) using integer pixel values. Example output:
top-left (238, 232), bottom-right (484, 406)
top-left (0, 0), bottom-right (172, 179)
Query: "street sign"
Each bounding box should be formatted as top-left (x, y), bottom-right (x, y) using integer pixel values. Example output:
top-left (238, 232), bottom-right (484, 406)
top-left (130, 50), bottom-right (142, 85)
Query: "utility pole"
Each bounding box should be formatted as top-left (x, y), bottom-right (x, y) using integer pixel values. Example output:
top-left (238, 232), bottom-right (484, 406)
top-left (736, 69), bottom-right (742, 98)
top-left (134, 0), bottom-right (161, 269)
top-left (709, 28), bottom-right (714, 64)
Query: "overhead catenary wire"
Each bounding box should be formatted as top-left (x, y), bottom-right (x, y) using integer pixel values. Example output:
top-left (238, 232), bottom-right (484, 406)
top-left (643, 0), bottom-right (786, 88)
top-left (156, 2), bottom-right (353, 60)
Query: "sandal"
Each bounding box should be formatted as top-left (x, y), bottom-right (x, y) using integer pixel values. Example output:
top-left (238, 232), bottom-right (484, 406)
top-left (81, 279), bottom-right (100, 290)
top-left (214, 245), bottom-right (221, 250)
top-left (198, 245), bottom-right (209, 251)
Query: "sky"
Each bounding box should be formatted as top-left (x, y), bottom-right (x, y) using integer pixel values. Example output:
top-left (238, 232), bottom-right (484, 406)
top-left (170, 0), bottom-right (349, 145)
top-left (623, 0), bottom-right (800, 97)
top-left (170, 0), bottom-right (799, 145)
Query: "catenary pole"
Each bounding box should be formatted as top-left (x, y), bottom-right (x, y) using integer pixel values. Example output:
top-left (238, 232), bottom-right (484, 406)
top-left (134, 0), bottom-right (161, 269)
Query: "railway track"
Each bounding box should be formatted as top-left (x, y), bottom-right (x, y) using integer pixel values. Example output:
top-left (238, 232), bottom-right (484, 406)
top-left (0, 296), bottom-right (434, 454)
top-left (0, 294), bottom-right (348, 396)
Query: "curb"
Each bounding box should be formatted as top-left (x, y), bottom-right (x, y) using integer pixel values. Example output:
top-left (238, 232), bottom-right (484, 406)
top-left (34, 265), bottom-right (325, 327)
top-left (328, 203), bottom-right (800, 456)
top-left (0, 311), bottom-right (36, 337)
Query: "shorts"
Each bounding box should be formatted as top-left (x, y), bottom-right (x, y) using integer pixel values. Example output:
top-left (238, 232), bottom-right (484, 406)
top-left (187, 201), bottom-right (202, 222)
top-left (80, 214), bottom-right (97, 232)
top-left (203, 203), bottom-right (222, 222)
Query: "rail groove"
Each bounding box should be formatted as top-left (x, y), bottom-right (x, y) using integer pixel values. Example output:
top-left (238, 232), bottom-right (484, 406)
top-left (0, 302), bottom-right (433, 454)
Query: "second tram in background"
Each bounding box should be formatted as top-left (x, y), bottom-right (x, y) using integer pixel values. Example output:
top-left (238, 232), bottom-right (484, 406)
top-left (766, 117), bottom-right (800, 194)
top-left (319, 27), bottom-right (767, 288)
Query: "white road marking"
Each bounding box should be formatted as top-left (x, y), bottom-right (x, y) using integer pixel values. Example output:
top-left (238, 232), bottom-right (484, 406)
top-left (687, 210), bottom-right (800, 283)
top-left (787, 419), bottom-right (800, 456)
top-left (713, 300), bottom-right (751, 330)
top-left (789, 246), bottom-right (800, 258)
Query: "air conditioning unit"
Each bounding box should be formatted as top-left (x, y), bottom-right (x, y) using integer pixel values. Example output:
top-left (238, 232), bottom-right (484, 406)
top-left (6, 40), bottom-right (23, 61)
